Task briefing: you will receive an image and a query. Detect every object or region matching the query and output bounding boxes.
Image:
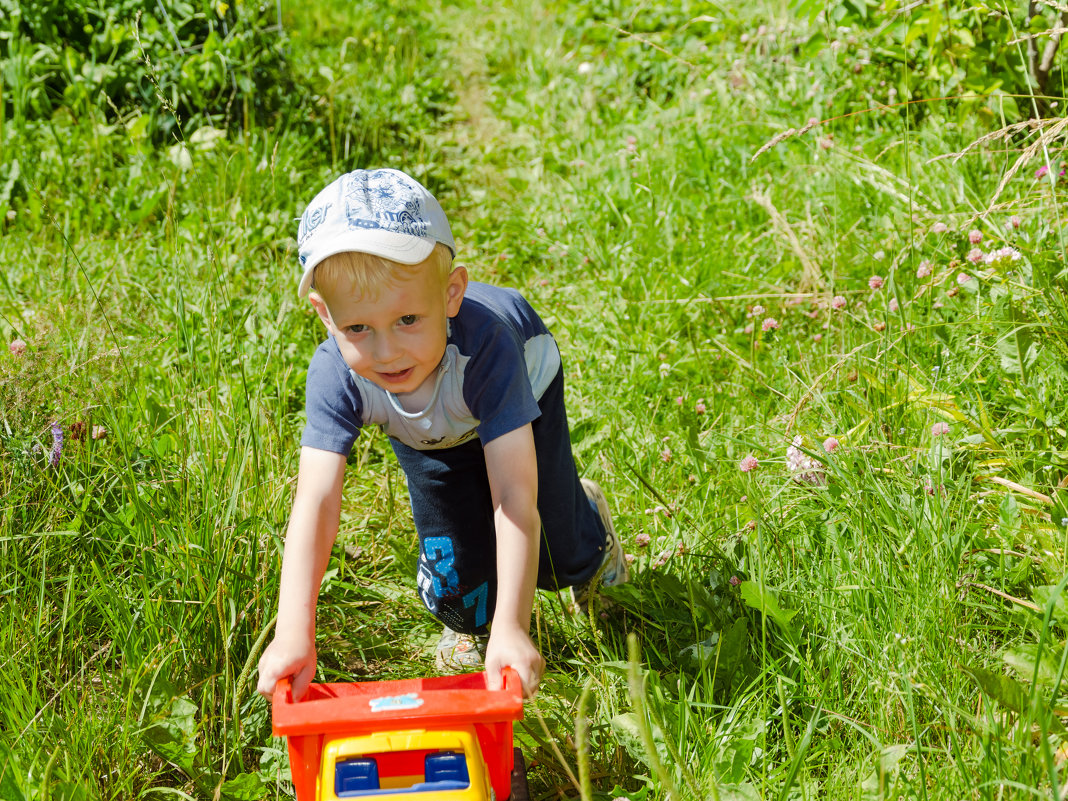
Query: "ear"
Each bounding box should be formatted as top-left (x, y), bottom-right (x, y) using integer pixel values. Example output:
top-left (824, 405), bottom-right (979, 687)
top-left (308, 292), bottom-right (335, 332)
top-left (444, 265), bottom-right (468, 317)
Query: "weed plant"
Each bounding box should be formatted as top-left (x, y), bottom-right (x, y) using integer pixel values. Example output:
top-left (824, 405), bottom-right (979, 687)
top-left (3, 0), bottom-right (1068, 799)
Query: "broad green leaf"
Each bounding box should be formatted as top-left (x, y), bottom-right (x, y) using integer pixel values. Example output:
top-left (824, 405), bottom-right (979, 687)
top-left (963, 666), bottom-right (1029, 714)
top-left (739, 581), bottom-right (797, 638)
top-left (1034, 585), bottom-right (1068, 627)
top-left (610, 713), bottom-right (669, 768)
top-left (860, 744), bottom-right (909, 799)
top-left (0, 742), bottom-right (27, 801)
top-left (220, 772), bottom-right (267, 801)
top-left (1003, 641), bottom-right (1067, 691)
top-left (721, 784), bottom-right (761, 801)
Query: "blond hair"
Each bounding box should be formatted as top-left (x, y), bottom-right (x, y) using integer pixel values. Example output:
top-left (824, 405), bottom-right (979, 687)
top-left (313, 242), bottom-right (454, 302)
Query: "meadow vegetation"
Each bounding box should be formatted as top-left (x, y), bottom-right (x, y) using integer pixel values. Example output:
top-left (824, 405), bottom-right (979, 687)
top-left (3, 0), bottom-right (1068, 798)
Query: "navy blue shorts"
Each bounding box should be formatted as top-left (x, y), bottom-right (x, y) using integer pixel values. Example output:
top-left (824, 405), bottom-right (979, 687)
top-left (389, 370), bottom-right (605, 635)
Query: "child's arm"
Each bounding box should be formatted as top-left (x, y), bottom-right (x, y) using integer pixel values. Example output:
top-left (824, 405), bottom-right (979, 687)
top-left (256, 446), bottom-right (347, 701)
top-left (482, 423), bottom-right (546, 697)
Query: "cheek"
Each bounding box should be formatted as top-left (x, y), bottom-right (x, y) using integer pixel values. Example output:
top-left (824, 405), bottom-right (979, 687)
top-left (337, 340), bottom-right (369, 369)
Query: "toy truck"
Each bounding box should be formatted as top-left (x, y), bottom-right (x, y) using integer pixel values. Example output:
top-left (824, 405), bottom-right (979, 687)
top-left (272, 669), bottom-right (528, 801)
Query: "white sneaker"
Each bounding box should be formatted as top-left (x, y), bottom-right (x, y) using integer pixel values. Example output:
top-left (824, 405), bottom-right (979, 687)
top-left (570, 478), bottom-right (629, 613)
top-left (434, 626), bottom-right (488, 672)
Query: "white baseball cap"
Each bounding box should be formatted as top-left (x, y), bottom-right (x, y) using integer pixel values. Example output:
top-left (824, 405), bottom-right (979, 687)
top-left (296, 168), bottom-right (456, 297)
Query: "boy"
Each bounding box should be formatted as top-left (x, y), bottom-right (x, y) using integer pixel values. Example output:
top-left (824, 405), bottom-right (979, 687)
top-left (256, 168), bottom-right (627, 700)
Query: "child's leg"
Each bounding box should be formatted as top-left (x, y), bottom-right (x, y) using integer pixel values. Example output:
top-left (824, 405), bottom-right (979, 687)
top-left (529, 370), bottom-right (609, 590)
top-left (391, 436), bottom-right (498, 636)
top-left (389, 369), bottom-right (607, 635)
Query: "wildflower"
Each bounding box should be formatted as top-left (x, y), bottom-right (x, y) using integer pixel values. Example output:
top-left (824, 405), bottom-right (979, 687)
top-left (577, 61), bottom-right (594, 75)
top-left (873, 321), bottom-right (886, 332)
top-left (916, 261), bottom-right (932, 279)
top-left (660, 448), bottom-right (672, 463)
top-left (1011, 215), bottom-right (1021, 229)
top-left (729, 575), bottom-right (742, 586)
top-left (947, 286), bottom-right (959, 298)
top-left (982, 246), bottom-right (1022, 266)
top-left (739, 455), bottom-right (759, 473)
top-left (635, 532), bottom-right (652, 547)
top-left (49, 422), bottom-right (63, 468)
top-left (9, 339), bottom-right (26, 356)
top-left (751, 304), bottom-right (765, 316)
top-left (813, 333), bottom-right (822, 342)
top-left (92, 425), bottom-right (107, 440)
top-left (930, 422), bottom-right (950, 436)
top-left (831, 295), bottom-right (847, 310)
top-left (931, 222), bottom-right (948, 234)
top-left (868, 275), bottom-right (884, 290)
top-left (823, 436), bottom-right (840, 452)
top-left (786, 435), bottom-right (825, 484)
top-left (69, 421), bottom-right (86, 442)
top-left (888, 298), bottom-right (899, 313)
top-left (624, 553), bottom-right (636, 565)
top-left (652, 548), bottom-right (673, 568)
top-left (966, 248), bottom-right (983, 264)
top-left (1036, 165), bottom-right (1050, 179)
top-left (674, 396), bottom-right (684, 405)
top-left (873, 250), bottom-right (885, 261)
top-left (761, 317), bottom-right (780, 332)
top-left (933, 301), bottom-right (944, 309)
top-left (957, 272), bottom-right (972, 285)
top-left (695, 400), bottom-right (707, 414)
top-left (968, 229), bottom-right (982, 245)
top-left (743, 323), bottom-right (754, 335)
top-left (659, 362), bottom-right (671, 378)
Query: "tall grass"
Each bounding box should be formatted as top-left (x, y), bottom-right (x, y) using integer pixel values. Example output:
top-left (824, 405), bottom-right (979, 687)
top-left (3, 0), bottom-right (1068, 798)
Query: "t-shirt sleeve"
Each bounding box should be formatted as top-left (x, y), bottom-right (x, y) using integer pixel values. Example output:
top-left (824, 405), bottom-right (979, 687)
top-left (462, 322), bottom-right (542, 444)
top-left (300, 340), bottom-right (364, 455)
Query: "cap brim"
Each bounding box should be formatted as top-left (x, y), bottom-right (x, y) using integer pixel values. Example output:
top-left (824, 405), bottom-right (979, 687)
top-left (297, 232), bottom-right (436, 298)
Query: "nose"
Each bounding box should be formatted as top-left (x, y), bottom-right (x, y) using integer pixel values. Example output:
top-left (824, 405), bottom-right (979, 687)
top-left (372, 331), bottom-right (401, 364)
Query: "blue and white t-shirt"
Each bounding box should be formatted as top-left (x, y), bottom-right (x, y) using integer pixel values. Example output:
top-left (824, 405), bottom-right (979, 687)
top-left (301, 282), bottom-right (561, 454)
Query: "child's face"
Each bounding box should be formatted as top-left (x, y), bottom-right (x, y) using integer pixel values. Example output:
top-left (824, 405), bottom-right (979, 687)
top-left (314, 260), bottom-right (467, 395)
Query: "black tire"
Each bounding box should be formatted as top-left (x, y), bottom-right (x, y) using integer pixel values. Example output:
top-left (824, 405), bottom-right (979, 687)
top-left (509, 748), bottom-right (530, 801)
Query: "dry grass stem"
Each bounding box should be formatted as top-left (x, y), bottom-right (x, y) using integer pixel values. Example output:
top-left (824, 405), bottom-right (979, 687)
top-left (984, 116), bottom-right (1068, 214)
top-left (975, 474), bottom-right (1054, 505)
top-left (751, 117), bottom-right (822, 162)
top-left (749, 187), bottom-right (823, 291)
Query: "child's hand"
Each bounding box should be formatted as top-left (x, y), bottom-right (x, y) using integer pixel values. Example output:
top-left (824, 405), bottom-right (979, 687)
top-left (484, 625), bottom-right (545, 698)
top-left (257, 634), bottom-right (317, 701)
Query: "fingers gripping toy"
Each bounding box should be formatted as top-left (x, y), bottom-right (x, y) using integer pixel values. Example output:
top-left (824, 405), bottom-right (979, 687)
top-left (272, 670), bottom-right (529, 801)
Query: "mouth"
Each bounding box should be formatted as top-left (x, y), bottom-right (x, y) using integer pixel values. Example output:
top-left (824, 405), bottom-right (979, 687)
top-left (377, 367), bottom-right (414, 385)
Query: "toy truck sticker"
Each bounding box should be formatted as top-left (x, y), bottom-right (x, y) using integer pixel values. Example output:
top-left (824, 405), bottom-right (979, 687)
top-left (368, 694), bottom-right (425, 713)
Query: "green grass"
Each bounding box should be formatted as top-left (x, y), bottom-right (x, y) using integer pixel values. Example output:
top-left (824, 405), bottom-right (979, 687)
top-left (4, 0), bottom-right (1068, 798)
